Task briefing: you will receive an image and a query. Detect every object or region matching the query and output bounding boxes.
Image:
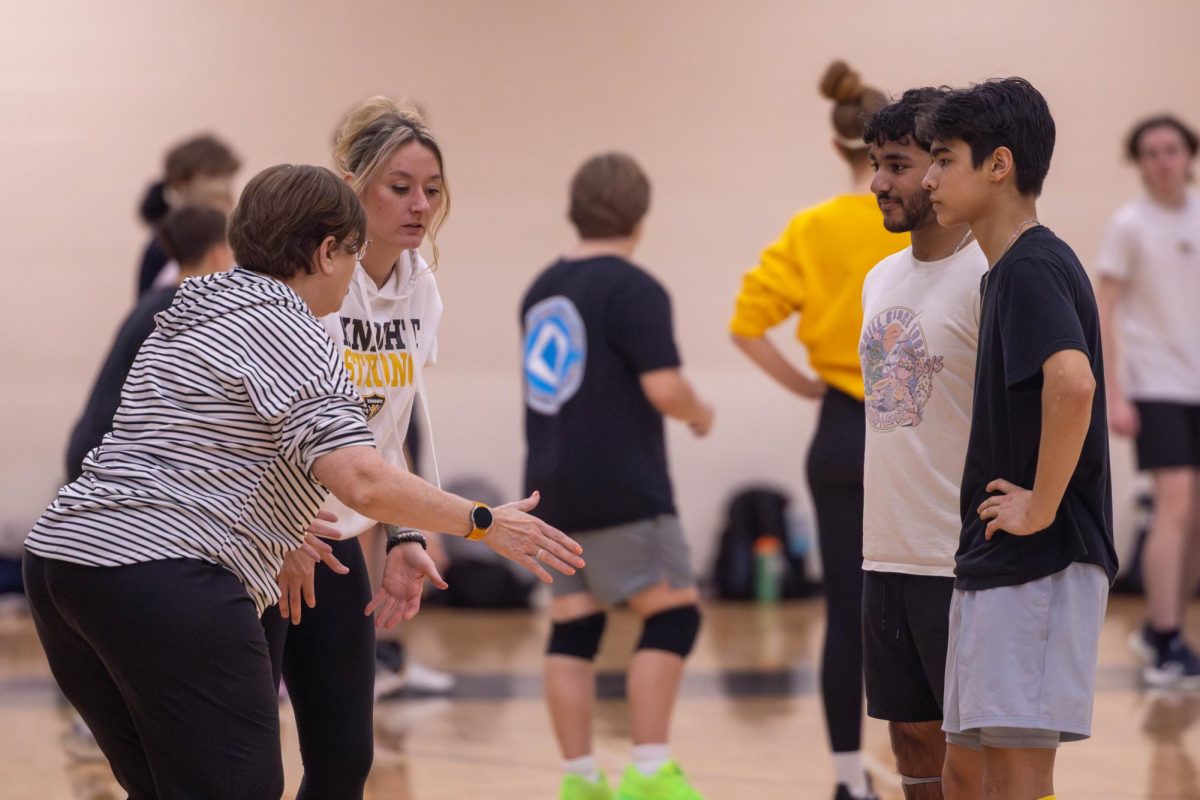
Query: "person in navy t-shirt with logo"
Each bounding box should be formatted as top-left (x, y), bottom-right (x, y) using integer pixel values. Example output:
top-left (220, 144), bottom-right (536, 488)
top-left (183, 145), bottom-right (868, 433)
top-left (521, 153), bottom-right (714, 800)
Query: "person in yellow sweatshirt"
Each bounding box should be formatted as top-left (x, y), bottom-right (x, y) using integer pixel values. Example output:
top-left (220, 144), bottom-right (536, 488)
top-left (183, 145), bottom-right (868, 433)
top-left (730, 60), bottom-right (907, 800)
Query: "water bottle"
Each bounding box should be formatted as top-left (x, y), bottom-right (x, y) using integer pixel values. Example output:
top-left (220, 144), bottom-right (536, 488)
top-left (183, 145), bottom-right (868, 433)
top-left (753, 536), bottom-right (783, 603)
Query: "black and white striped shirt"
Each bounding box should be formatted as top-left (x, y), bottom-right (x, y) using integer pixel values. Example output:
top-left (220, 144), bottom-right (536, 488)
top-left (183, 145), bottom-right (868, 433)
top-left (27, 268), bottom-right (375, 615)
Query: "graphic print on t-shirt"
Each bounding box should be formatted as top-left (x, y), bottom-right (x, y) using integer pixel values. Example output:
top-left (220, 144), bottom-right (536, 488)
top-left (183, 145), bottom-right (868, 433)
top-left (337, 315), bottom-right (424, 419)
top-left (860, 306), bottom-right (944, 431)
top-left (524, 295), bottom-right (587, 415)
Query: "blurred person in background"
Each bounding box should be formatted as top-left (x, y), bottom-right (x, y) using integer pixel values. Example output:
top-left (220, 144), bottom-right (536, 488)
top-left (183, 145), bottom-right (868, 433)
top-left (730, 59), bottom-right (906, 800)
top-left (1097, 114), bottom-right (1200, 688)
top-left (68, 206), bottom-right (234, 482)
top-left (524, 152), bottom-right (713, 800)
top-left (136, 133), bottom-right (240, 297)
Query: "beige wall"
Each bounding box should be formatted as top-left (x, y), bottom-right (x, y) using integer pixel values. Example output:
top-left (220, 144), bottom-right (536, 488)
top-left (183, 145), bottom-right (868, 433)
top-left (2, 0), bottom-right (1197, 569)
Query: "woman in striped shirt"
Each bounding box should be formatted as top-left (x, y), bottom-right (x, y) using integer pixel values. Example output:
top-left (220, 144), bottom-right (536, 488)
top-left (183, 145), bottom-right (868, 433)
top-left (24, 163), bottom-right (584, 800)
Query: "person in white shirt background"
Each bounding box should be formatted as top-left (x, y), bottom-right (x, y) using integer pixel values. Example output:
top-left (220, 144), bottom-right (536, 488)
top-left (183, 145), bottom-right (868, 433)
top-left (1097, 114), bottom-right (1200, 688)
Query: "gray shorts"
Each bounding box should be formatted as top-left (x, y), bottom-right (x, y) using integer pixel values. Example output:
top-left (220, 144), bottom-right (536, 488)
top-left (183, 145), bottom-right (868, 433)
top-left (549, 515), bottom-right (695, 605)
top-left (943, 562), bottom-right (1109, 747)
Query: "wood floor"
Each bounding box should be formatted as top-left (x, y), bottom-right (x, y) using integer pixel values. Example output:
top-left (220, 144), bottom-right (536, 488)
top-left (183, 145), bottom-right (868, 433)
top-left (1, 595), bottom-right (1197, 799)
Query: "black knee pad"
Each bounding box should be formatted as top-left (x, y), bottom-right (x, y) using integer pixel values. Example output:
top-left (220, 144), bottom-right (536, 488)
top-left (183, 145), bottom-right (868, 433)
top-left (547, 612), bottom-right (607, 660)
top-left (636, 604), bottom-right (701, 658)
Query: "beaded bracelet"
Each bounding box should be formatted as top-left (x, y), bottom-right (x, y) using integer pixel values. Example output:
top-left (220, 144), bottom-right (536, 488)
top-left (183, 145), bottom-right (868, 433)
top-left (385, 527), bottom-right (428, 554)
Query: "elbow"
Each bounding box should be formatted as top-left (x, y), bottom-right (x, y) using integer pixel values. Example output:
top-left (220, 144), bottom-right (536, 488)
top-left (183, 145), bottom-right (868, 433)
top-left (1056, 372), bottom-right (1096, 405)
top-left (644, 387), bottom-right (676, 415)
top-left (341, 483), bottom-right (377, 515)
top-left (334, 459), bottom-right (380, 514)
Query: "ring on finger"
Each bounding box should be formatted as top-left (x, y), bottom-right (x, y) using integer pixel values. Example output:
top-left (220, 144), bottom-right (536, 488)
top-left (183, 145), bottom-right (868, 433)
top-left (535, 548), bottom-right (545, 561)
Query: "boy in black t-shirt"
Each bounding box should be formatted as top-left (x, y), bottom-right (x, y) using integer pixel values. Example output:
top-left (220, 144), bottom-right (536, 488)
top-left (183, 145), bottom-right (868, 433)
top-left (919, 80), bottom-right (1119, 800)
top-left (521, 153), bottom-right (714, 800)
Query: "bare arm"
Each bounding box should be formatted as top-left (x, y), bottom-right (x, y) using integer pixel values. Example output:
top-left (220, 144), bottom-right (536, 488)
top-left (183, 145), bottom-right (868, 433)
top-left (312, 446), bottom-right (584, 582)
top-left (314, 446), bottom-right (474, 534)
top-left (640, 368), bottom-right (714, 436)
top-left (978, 348), bottom-right (1096, 539)
top-left (730, 333), bottom-right (825, 399)
top-left (1096, 275), bottom-right (1137, 437)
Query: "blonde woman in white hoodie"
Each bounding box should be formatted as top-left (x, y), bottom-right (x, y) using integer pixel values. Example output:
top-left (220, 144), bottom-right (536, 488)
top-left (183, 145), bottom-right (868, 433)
top-left (260, 99), bottom-right (554, 799)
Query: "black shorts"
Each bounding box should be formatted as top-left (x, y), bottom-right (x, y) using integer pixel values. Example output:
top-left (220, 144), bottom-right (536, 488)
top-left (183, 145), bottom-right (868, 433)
top-left (1134, 402), bottom-right (1200, 470)
top-left (863, 570), bottom-right (954, 723)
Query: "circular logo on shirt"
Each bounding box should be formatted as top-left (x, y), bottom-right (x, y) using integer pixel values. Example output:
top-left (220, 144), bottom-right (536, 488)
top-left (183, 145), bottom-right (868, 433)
top-left (524, 296), bottom-right (587, 415)
top-left (860, 306), bottom-right (944, 431)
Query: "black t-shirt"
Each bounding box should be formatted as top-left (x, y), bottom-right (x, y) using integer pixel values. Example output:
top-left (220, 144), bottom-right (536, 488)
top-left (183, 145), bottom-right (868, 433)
top-left (521, 256), bottom-right (681, 533)
top-left (66, 286), bottom-right (178, 481)
top-left (136, 237), bottom-right (170, 298)
top-left (956, 226), bottom-right (1119, 590)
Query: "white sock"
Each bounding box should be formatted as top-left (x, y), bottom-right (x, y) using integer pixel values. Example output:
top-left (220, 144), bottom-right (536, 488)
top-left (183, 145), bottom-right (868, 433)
top-left (632, 743), bottom-right (671, 776)
top-left (563, 754), bottom-right (600, 783)
top-left (832, 752), bottom-right (870, 797)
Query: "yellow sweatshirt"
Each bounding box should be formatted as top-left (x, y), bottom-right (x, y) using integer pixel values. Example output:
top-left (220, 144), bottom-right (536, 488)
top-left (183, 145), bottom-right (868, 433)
top-left (730, 194), bottom-right (908, 400)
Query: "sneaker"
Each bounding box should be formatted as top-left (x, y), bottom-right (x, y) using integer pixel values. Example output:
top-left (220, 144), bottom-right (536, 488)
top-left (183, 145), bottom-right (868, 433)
top-left (833, 782), bottom-right (880, 800)
top-left (1128, 624), bottom-right (1156, 664)
top-left (616, 761), bottom-right (703, 800)
top-left (403, 660), bottom-right (456, 696)
top-left (1144, 635), bottom-right (1200, 689)
top-left (560, 772), bottom-right (614, 800)
top-left (374, 660), bottom-right (408, 701)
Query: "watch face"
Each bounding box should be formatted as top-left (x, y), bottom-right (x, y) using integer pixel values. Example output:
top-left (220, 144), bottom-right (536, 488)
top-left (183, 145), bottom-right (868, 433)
top-left (472, 505), bottom-right (493, 531)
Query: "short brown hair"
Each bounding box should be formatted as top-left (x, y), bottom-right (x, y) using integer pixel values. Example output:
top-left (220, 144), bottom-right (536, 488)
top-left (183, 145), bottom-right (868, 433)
top-left (568, 153), bottom-right (650, 239)
top-left (228, 164), bottom-right (366, 280)
top-left (1126, 115), bottom-right (1199, 161)
top-left (158, 206), bottom-right (227, 267)
top-left (164, 134), bottom-right (241, 188)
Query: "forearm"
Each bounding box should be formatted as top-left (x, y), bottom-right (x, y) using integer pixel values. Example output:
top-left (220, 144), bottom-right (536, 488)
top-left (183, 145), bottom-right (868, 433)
top-left (1096, 278), bottom-right (1126, 403)
top-left (314, 447), bottom-right (474, 536)
top-left (731, 333), bottom-right (812, 394)
top-left (650, 377), bottom-right (705, 423)
top-left (1030, 365), bottom-right (1095, 523)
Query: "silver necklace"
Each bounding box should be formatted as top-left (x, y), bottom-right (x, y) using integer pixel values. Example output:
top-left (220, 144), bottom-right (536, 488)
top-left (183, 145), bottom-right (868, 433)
top-left (994, 218), bottom-right (1040, 264)
top-left (952, 229), bottom-right (974, 254)
top-left (981, 219), bottom-right (1039, 303)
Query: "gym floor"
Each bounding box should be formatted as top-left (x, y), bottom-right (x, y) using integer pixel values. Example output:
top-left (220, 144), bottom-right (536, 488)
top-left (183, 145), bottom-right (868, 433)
top-left (1, 595), bottom-right (1197, 799)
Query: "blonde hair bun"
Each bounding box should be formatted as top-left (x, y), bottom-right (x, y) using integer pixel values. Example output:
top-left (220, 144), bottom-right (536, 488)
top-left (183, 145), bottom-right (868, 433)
top-left (333, 96), bottom-right (428, 174)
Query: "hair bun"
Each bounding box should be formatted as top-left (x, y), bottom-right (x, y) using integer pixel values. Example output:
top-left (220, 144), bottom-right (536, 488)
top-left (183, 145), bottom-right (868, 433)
top-left (333, 96), bottom-right (429, 174)
top-left (819, 60), bottom-right (864, 103)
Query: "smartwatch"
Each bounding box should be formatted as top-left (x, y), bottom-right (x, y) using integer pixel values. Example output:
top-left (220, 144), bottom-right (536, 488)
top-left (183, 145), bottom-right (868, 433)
top-left (466, 502), bottom-right (493, 540)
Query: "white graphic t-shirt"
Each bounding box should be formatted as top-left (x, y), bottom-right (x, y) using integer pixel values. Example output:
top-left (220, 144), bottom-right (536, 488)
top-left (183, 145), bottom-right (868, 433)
top-left (1096, 192), bottom-right (1200, 403)
top-left (860, 240), bottom-right (988, 576)
top-left (317, 250), bottom-right (443, 539)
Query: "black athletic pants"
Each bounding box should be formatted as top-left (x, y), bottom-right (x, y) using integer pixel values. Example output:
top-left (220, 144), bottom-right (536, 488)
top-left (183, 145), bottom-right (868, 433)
top-left (24, 552), bottom-right (283, 800)
top-left (806, 387), bottom-right (867, 754)
top-left (261, 536), bottom-right (376, 800)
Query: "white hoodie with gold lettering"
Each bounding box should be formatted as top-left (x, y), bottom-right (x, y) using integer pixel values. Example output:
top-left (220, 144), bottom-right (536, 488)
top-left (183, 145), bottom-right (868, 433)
top-left (317, 249), bottom-right (442, 539)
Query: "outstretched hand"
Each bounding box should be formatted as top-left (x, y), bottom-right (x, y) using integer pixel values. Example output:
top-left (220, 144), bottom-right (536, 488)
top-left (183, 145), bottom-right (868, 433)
top-left (365, 542), bottom-right (449, 630)
top-left (483, 491), bottom-right (585, 583)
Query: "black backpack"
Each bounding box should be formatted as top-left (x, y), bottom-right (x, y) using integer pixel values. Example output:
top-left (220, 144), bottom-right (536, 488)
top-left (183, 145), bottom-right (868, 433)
top-left (710, 487), bottom-right (822, 600)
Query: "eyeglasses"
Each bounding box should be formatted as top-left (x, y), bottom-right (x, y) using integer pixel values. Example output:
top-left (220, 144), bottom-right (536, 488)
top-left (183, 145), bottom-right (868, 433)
top-left (349, 238), bottom-right (371, 262)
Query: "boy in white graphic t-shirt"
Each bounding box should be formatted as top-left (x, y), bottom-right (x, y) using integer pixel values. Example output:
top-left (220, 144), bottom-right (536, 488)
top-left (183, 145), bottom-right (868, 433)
top-left (858, 88), bottom-right (987, 799)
